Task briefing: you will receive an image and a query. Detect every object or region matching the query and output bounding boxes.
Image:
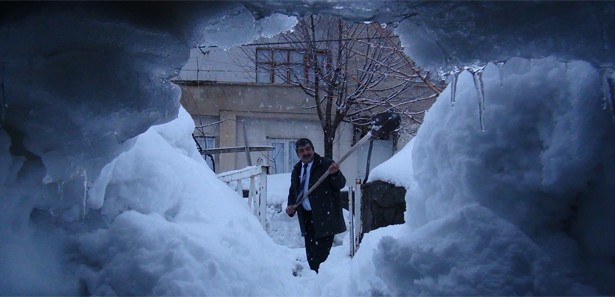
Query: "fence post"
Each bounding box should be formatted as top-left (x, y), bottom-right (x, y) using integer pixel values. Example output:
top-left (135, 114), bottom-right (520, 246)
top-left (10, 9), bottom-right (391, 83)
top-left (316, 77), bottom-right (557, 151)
top-left (235, 180), bottom-right (243, 197)
top-left (349, 178), bottom-right (362, 257)
top-left (249, 176), bottom-right (257, 215)
top-left (356, 179), bottom-right (362, 253)
top-left (349, 185), bottom-right (355, 257)
top-left (259, 165), bottom-right (268, 228)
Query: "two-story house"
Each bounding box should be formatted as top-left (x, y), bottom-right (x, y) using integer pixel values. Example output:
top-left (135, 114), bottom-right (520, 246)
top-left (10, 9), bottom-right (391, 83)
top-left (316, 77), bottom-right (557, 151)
top-left (174, 17), bottom-right (438, 186)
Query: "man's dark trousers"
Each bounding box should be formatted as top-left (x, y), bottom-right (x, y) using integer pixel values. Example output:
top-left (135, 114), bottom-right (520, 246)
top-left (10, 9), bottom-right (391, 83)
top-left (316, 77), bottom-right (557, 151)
top-left (300, 207), bottom-right (334, 273)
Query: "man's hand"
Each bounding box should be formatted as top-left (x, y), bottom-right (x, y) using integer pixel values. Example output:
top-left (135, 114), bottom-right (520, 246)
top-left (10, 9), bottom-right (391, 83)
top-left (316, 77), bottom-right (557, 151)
top-left (286, 205), bottom-right (296, 217)
top-left (328, 162), bottom-right (340, 174)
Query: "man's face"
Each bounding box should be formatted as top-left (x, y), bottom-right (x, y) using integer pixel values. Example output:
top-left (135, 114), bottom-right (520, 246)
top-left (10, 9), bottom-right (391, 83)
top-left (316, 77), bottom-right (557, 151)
top-left (297, 144), bottom-right (314, 164)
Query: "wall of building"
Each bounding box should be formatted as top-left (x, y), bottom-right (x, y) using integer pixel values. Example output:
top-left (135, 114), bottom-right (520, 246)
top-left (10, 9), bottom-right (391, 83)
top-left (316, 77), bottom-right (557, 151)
top-left (173, 40), bottom-right (425, 186)
top-left (178, 81), bottom-right (377, 187)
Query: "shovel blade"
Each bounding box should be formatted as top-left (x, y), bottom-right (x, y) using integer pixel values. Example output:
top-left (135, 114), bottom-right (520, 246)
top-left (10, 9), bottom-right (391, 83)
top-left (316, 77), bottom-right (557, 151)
top-left (370, 112), bottom-right (401, 138)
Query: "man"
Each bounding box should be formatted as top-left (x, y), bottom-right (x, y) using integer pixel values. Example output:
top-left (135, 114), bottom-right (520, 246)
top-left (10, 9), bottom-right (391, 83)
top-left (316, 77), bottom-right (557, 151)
top-left (286, 138), bottom-right (347, 273)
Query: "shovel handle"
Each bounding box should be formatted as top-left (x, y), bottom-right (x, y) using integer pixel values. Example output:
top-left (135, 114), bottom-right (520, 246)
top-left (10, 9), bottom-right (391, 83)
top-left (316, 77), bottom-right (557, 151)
top-left (292, 132), bottom-right (373, 209)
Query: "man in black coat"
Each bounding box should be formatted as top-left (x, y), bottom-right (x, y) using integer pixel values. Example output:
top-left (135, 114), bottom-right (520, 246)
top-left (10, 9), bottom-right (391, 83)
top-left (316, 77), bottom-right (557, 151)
top-left (286, 138), bottom-right (347, 273)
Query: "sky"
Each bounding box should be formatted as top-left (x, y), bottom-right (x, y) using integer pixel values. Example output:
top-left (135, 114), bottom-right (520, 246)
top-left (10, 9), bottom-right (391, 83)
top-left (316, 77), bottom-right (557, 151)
top-left (1, 1), bottom-right (614, 296)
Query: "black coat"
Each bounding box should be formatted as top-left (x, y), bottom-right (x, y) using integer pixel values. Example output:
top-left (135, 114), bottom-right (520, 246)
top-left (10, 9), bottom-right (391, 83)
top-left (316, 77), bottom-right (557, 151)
top-left (287, 153), bottom-right (347, 238)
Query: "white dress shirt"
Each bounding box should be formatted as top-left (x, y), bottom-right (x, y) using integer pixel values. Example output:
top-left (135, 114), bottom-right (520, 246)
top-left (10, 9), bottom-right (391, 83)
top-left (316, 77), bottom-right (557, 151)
top-left (301, 161), bottom-right (313, 211)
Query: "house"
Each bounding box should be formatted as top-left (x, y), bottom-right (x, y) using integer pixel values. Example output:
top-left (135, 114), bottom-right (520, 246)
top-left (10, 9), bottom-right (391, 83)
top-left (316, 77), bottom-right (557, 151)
top-left (173, 17), bottom-right (439, 186)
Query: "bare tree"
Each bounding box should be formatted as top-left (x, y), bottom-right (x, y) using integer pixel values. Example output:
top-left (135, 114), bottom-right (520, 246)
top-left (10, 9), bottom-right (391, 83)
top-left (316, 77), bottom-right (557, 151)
top-left (243, 15), bottom-right (443, 158)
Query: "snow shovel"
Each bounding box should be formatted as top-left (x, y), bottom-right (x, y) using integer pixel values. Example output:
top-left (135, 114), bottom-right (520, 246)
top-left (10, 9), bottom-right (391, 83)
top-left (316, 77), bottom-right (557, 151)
top-left (291, 111), bottom-right (401, 210)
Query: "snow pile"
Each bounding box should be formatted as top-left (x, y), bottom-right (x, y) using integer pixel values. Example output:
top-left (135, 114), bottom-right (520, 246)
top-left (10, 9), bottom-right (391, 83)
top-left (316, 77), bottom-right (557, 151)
top-left (368, 139), bottom-right (415, 189)
top-left (0, 6), bottom-right (187, 294)
top-left (0, 3), bottom-right (297, 295)
top-left (77, 108), bottom-right (295, 295)
top-left (352, 57), bottom-right (615, 295)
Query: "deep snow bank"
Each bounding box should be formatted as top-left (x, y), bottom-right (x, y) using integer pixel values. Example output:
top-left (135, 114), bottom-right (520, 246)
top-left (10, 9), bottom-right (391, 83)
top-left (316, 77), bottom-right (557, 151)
top-left (359, 57), bottom-right (615, 295)
top-left (76, 108), bottom-right (296, 295)
top-left (0, 3), bottom-right (298, 295)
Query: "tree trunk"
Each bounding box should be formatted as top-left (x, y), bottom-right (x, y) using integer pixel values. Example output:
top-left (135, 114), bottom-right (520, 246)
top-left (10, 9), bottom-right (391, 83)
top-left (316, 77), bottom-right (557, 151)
top-left (323, 126), bottom-right (334, 159)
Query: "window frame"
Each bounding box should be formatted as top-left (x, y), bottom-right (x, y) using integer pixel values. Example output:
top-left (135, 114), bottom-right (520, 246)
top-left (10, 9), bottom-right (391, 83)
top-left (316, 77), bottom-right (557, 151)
top-left (194, 135), bottom-right (216, 170)
top-left (268, 137), bottom-right (300, 174)
top-left (255, 47), bottom-right (329, 84)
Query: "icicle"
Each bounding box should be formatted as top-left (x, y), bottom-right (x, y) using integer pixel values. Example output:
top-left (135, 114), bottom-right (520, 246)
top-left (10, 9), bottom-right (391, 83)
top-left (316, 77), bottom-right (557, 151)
top-left (450, 67), bottom-right (462, 108)
top-left (468, 66), bottom-right (487, 132)
top-left (58, 180), bottom-right (64, 202)
top-left (602, 28), bottom-right (609, 52)
top-left (601, 67), bottom-right (615, 122)
top-left (81, 167), bottom-right (88, 221)
top-left (602, 18), bottom-right (609, 52)
top-left (1, 62), bottom-right (5, 124)
top-left (495, 61), bottom-right (505, 88)
top-left (601, 68), bottom-right (611, 110)
top-left (438, 70), bottom-right (448, 82)
top-left (610, 76), bottom-right (615, 124)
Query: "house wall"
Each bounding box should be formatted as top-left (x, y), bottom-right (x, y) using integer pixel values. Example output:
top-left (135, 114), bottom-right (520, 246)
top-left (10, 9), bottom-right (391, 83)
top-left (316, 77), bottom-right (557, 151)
top-left (174, 33), bottom-right (429, 186)
top-left (178, 81), bottom-right (371, 187)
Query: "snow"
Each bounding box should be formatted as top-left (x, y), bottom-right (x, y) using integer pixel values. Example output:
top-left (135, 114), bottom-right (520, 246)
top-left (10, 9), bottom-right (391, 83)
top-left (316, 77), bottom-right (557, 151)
top-left (359, 57), bottom-right (614, 295)
top-left (194, 7), bottom-right (297, 49)
top-left (393, 2), bottom-right (615, 71)
top-left (1, 1), bottom-right (615, 296)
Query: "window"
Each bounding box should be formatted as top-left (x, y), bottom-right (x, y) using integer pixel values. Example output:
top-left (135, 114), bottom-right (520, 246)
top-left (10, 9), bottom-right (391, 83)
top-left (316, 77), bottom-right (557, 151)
top-left (289, 51), bottom-right (304, 83)
top-left (256, 48), bottom-right (302, 84)
top-left (194, 136), bottom-right (216, 170)
top-left (256, 49), bottom-right (273, 83)
top-left (255, 48), bottom-right (328, 84)
top-left (306, 53), bottom-right (328, 84)
top-left (269, 138), bottom-right (299, 174)
top-left (194, 135), bottom-right (215, 150)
